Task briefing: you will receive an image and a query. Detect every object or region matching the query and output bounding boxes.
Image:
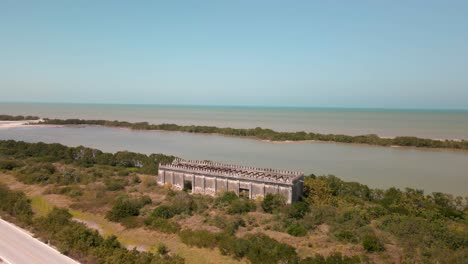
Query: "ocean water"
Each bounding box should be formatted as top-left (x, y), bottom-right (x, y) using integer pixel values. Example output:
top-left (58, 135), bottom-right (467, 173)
top-left (1, 125), bottom-right (467, 196)
top-left (1, 102), bottom-right (468, 139)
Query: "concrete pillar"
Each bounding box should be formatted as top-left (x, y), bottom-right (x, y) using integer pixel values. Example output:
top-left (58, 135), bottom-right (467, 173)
top-left (192, 174), bottom-right (195, 194)
top-left (249, 182), bottom-right (252, 199)
top-left (202, 175), bottom-right (206, 194)
top-left (214, 177), bottom-right (217, 193)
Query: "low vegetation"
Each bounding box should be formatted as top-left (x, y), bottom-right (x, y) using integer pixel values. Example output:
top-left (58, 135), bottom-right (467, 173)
top-left (1, 139), bottom-right (467, 264)
top-left (0, 114), bottom-right (39, 120)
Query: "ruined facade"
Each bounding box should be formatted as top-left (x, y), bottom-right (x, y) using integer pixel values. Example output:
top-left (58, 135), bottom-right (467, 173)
top-left (157, 159), bottom-right (304, 203)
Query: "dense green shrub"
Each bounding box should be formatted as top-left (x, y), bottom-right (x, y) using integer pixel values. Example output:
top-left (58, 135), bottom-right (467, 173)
top-left (287, 223), bottom-right (308, 237)
top-left (281, 201), bottom-right (311, 220)
top-left (0, 159), bottom-right (21, 170)
top-left (106, 196), bottom-right (151, 222)
top-left (218, 235), bottom-right (249, 258)
top-left (334, 230), bottom-right (358, 243)
top-left (215, 191), bottom-right (239, 206)
top-left (243, 233), bottom-right (298, 264)
top-left (262, 193), bottom-right (286, 213)
top-left (227, 198), bottom-right (256, 214)
top-left (0, 183), bottom-right (33, 224)
top-left (179, 230), bottom-right (298, 264)
top-left (361, 233), bottom-right (384, 252)
top-left (152, 205), bottom-right (177, 219)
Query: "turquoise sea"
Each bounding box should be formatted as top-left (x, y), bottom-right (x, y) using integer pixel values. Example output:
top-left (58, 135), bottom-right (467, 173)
top-left (1, 102), bottom-right (468, 139)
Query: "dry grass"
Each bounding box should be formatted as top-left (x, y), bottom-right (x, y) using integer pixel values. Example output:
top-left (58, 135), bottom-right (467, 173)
top-left (70, 210), bottom-right (245, 264)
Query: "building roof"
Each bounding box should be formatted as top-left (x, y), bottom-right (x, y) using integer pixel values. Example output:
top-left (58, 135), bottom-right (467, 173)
top-left (159, 159), bottom-right (304, 184)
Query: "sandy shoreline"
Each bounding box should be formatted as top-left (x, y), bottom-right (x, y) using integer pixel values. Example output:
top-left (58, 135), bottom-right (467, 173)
top-left (0, 120), bottom-right (42, 129)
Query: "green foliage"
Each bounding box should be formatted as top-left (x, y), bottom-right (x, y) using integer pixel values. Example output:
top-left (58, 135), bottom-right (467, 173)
top-left (179, 229), bottom-right (298, 264)
top-left (156, 243), bottom-right (169, 255)
top-left (0, 114), bottom-right (39, 120)
top-left (152, 205), bottom-right (177, 219)
top-left (300, 253), bottom-right (361, 264)
top-left (0, 183), bottom-right (34, 224)
top-left (0, 140), bottom-right (175, 176)
top-left (333, 230), bottom-right (358, 243)
top-left (0, 159), bottom-right (22, 170)
top-left (285, 201), bottom-right (310, 219)
top-left (361, 233), bottom-right (385, 252)
top-left (227, 198), bottom-right (256, 214)
top-left (215, 191), bottom-right (239, 206)
top-left (45, 185), bottom-right (83, 197)
top-left (215, 191), bottom-right (255, 214)
top-left (287, 223), bottom-right (308, 236)
top-left (106, 196), bottom-right (151, 222)
top-left (262, 193), bottom-right (286, 213)
top-left (243, 233), bottom-right (298, 264)
top-left (33, 208), bottom-right (184, 263)
top-left (105, 178), bottom-right (127, 191)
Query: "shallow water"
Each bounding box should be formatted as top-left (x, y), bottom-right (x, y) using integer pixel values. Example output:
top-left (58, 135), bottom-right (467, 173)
top-left (1, 102), bottom-right (468, 139)
top-left (1, 125), bottom-right (467, 196)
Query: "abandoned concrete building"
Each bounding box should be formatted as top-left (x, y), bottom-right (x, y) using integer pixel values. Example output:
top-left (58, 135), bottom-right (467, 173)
top-left (157, 159), bottom-right (305, 203)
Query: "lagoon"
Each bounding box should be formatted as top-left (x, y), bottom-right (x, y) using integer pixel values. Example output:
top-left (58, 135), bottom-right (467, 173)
top-left (1, 125), bottom-right (467, 196)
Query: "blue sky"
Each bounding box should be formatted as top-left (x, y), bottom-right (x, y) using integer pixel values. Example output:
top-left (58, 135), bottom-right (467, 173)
top-left (1, 1), bottom-right (467, 109)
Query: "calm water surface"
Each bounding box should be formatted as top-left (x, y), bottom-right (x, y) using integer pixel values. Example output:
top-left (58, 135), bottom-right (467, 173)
top-left (1, 102), bottom-right (468, 139)
top-left (1, 125), bottom-right (467, 196)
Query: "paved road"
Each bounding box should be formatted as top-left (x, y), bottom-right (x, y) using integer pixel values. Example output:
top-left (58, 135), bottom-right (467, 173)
top-left (0, 218), bottom-right (78, 264)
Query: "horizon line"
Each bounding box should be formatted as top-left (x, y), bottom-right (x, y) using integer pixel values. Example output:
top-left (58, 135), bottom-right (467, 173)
top-left (1, 100), bottom-right (468, 112)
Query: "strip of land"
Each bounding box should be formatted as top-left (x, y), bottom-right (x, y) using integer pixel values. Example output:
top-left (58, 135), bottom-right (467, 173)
top-left (33, 117), bottom-right (468, 151)
top-left (1, 114), bottom-right (467, 150)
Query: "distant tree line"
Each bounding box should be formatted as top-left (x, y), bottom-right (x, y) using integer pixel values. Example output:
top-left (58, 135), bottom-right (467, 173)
top-left (0, 140), bottom-right (175, 175)
top-left (33, 117), bottom-right (468, 150)
top-left (0, 114), bottom-right (39, 120)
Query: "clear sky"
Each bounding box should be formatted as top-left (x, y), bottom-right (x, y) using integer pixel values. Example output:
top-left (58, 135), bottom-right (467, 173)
top-left (1, 1), bottom-right (467, 109)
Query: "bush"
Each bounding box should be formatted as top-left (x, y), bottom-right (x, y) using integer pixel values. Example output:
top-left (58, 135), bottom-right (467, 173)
top-left (151, 205), bottom-right (176, 219)
top-left (287, 201), bottom-right (310, 219)
top-left (0, 183), bottom-right (33, 224)
top-left (156, 243), bottom-right (168, 255)
top-left (334, 230), bottom-right (358, 243)
top-left (215, 191), bottom-right (239, 206)
top-left (287, 223), bottom-right (308, 237)
top-left (105, 178), bottom-right (127, 191)
top-left (243, 233), bottom-right (298, 264)
top-left (361, 234), bottom-right (384, 252)
top-left (218, 235), bottom-right (249, 258)
top-left (0, 159), bottom-right (21, 170)
top-left (262, 193), bottom-right (286, 213)
top-left (106, 196), bottom-right (151, 222)
top-left (227, 198), bottom-right (256, 214)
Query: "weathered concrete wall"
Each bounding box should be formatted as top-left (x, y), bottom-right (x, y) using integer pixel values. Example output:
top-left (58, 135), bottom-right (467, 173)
top-left (157, 169), bottom-right (302, 203)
